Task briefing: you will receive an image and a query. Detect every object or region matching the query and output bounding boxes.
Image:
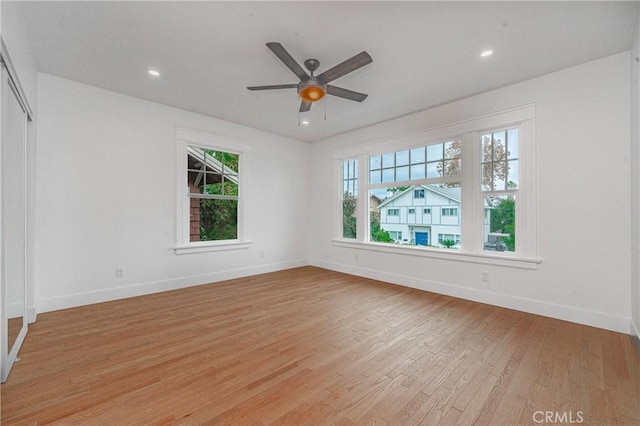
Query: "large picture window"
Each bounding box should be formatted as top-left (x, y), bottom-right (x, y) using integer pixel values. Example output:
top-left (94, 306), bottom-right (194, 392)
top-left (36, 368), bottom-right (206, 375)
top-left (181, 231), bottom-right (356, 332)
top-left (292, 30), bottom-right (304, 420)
top-left (334, 105), bottom-right (536, 264)
top-left (369, 140), bottom-right (462, 249)
top-left (176, 129), bottom-right (250, 254)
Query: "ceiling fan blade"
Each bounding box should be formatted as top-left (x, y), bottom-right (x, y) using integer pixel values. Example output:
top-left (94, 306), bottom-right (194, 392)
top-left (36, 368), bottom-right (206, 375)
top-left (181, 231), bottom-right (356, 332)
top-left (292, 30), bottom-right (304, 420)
top-left (299, 100), bottom-right (312, 113)
top-left (318, 51), bottom-right (372, 84)
top-left (247, 84), bottom-right (298, 91)
top-left (266, 42), bottom-right (309, 81)
top-left (326, 85), bottom-right (368, 102)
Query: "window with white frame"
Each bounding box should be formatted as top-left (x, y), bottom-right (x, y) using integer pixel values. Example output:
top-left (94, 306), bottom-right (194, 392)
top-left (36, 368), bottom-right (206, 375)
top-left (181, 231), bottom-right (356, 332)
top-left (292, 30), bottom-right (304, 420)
top-left (442, 207), bottom-right (458, 216)
top-left (342, 159), bottom-right (358, 239)
top-left (368, 140), bottom-right (461, 248)
top-left (176, 129), bottom-right (250, 253)
top-left (334, 104), bottom-right (537, 264)
top-left (481, 128), bottom-right (518, 252)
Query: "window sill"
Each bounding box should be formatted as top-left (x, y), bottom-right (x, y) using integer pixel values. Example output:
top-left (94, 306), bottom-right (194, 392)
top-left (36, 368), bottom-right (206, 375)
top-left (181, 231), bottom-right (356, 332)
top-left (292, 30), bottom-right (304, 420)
top-left (174, 240), bottom-right (252, 255)
top-left (332, 239), bottom-right (540, 270)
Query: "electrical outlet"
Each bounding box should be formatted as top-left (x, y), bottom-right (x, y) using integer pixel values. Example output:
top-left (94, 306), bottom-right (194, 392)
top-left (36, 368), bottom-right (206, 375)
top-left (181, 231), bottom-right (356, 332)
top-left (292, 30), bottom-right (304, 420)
top-left (116, 267), bottom-right (124, 278)
top-left (260, 251), bottom-right (265, 258)
top-left (481, 271), bottom-right (489, 283)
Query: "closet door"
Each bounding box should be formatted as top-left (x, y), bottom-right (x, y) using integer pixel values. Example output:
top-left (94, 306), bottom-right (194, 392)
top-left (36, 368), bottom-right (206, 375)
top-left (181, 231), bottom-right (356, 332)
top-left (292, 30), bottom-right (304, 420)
top-left (0, 64), bottom-right (28, 382)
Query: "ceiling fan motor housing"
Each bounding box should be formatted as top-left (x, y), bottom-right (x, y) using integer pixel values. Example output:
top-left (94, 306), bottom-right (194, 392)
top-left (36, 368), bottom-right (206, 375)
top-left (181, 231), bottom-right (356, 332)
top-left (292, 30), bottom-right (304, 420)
top-left (298, 77), bottom-right (325, 102)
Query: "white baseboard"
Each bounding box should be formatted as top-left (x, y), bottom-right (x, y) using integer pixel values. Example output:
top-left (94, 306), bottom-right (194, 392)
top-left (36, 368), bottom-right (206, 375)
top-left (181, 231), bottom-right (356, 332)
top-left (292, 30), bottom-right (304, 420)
top-left (631, 320), bottom-right (640, 355)
top-left (310, 258), bottom-right (632, 335)
top-left (36, 259), bottom-right (308, 314)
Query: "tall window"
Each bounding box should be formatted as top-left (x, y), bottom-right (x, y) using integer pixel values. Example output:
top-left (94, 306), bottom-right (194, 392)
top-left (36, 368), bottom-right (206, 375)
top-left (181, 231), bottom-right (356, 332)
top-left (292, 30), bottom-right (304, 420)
top-left (481, 129), bottom-right (518, 252)
top-left (176, 128), bottom-right (250, 253)
top-left (342, 159), bottom-right (358, 239)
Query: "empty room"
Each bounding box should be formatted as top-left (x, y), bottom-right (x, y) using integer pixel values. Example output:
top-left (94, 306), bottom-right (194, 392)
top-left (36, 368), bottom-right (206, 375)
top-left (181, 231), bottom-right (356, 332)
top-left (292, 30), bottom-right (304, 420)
top-left (1, 1), bottom-right (639, 424)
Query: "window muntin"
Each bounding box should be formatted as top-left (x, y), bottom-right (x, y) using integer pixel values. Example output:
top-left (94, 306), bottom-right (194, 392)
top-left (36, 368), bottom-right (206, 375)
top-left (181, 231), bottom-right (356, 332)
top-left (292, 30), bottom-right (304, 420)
top-left (187, 147), bottom-right (240, 242)
top-left (369, 140), bottom-right (461, 185)
top-left (481, 129), bottom-right (518, 191)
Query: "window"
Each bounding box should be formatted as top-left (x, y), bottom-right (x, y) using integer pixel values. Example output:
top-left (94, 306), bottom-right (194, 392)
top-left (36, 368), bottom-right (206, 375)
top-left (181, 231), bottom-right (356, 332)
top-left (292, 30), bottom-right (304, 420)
top-left (368, 140), bottom-right (462, 248)
top-left (442, 207), bottom-right (458, 216)
top-left (176, 129), bottom-right (250, 253)
top-left (187, 147), bottom-right (239, 242)
top-left (389, 231), bottom-right (403, 241)
top-left (342, 159), bottom-right (358, 239)
top-left (334, 104), bottom-right (536, 265)
top-left (481, 129), bottom-right (518, 253)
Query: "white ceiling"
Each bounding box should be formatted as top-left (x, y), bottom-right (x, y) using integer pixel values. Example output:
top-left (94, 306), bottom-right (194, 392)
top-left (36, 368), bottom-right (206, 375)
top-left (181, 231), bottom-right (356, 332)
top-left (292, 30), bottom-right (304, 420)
top-left (20, 1), bottom-right (639, 142)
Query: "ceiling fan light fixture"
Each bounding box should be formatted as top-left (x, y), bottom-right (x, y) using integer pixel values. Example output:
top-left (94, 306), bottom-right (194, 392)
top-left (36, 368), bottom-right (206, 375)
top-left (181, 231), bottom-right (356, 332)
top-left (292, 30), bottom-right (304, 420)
top-left (298, 80), bottom-right (325, 102)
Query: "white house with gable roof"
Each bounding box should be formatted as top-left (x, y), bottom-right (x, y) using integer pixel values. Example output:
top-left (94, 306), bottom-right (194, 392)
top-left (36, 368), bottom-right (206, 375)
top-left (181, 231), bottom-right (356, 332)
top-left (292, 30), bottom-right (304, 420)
top-left (377, 185), bottom-right (491, 247)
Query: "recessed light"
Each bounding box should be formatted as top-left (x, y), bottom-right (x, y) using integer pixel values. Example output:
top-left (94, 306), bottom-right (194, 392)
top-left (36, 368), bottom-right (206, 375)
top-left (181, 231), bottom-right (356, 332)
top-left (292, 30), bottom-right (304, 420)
top-left (480, 50), bottom-right (493, 57)
top-left (148, 69), bottom-right (160, 77)
top-left (301, 120), bottom-right (310, 125)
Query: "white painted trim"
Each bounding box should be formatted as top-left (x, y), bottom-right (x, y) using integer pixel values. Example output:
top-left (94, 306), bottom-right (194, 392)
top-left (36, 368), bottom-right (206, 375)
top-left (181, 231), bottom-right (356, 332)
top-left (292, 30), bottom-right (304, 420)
top-left (334, 103), bottom-right (535, 159)
top-left (631, 320), bottom-right (640, 355)
top-left (174, 241), bottom-right (251, 255)
top-left (333, 239), bottom-right (540, 270)
top-left (0, 38), bottom-right (33, 119)
top-left (36, 258), bottom-right (307, 314)
top-left (310, 258), bottom-right (631, 335)
top-left (175, 127), bottom-right (251, 250)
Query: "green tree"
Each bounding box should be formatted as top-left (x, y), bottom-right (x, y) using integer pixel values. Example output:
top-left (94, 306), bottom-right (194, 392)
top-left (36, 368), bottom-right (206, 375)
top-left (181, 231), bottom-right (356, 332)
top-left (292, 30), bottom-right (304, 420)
top-left (489, 197), bottom-right (515, 251)
top-left (199, 150), bottom-right (240, 241)
top-left (370, 211), bottom-right (394, 243)
top-left (342, 194), bottom-right (357, 238)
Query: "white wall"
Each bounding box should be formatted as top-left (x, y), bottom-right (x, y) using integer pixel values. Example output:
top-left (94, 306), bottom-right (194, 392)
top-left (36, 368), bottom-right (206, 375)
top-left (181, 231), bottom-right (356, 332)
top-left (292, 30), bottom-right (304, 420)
top-left (310, 52), bottom-right (632, 334)
top-left (35, 73), bottom-right (309, 312)
top-left (630, 10), bottom-right (640, 346)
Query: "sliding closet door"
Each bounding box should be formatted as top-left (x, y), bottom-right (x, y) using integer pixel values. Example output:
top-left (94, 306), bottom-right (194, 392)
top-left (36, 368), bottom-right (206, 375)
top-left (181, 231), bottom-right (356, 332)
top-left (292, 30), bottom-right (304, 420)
top-left (0, 63), bottom-right (28, 382)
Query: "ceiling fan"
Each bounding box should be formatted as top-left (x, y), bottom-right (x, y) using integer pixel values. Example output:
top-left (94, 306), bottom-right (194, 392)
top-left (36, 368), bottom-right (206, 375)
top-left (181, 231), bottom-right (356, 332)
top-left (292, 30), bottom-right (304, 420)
top-left (247, 42), bottom-right (372, 113)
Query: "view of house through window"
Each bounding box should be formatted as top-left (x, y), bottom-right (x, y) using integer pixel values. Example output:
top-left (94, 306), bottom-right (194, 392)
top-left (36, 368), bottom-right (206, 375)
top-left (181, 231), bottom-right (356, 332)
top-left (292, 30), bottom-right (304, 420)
top-left (368, 140), bottom-right (463, 249)
top-left (336, 106), bottom-right (533, 258)
top-left (372, 183), bottom-right (463, 248)
top-left (187, 146), bottom-right (239, 242)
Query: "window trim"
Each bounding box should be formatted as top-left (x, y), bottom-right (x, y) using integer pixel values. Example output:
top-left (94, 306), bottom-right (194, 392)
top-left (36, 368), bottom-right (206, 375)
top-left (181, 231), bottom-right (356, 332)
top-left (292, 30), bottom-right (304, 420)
top-left (333, 104), bottom-right (538, 268)
top-left (175, 128), bottom-right (251, 254)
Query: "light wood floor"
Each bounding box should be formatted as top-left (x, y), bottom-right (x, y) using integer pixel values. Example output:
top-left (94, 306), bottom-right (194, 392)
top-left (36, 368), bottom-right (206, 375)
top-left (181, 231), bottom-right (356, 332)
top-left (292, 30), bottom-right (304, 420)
top-left (1, 266), bottom-right (638, 425)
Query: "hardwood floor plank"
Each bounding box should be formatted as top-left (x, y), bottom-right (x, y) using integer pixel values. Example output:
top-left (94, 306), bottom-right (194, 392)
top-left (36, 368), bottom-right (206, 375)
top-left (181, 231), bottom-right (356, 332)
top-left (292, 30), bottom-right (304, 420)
top-left (1, 266), bottom-right (638, 425)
